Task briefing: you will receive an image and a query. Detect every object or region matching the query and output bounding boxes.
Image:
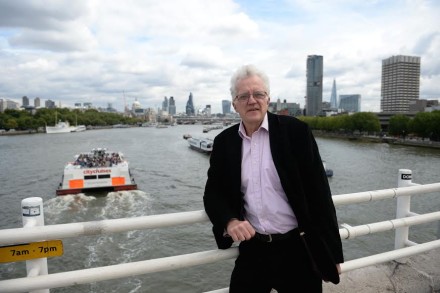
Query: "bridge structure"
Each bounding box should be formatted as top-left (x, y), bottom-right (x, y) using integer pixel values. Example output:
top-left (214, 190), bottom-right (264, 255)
top-left (175, 116), bottom-right (241, 125)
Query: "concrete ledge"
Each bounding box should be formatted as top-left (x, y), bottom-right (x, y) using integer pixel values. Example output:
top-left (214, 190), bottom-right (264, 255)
top-left (324, 247), bottom-right (440, 293)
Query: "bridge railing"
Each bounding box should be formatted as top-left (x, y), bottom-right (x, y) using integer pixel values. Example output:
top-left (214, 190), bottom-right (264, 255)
top-left (0, 169), bottom-right (439, 293)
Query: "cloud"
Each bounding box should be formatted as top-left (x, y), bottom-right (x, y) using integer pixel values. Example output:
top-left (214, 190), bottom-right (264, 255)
top-left (0, 0), bottom-right (439, 113)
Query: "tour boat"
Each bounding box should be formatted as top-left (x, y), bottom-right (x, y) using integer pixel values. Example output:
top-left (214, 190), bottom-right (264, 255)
top-left (56, 148), bottom-right (137, 195)
top-left (187, 137), bottom-right (213, 154)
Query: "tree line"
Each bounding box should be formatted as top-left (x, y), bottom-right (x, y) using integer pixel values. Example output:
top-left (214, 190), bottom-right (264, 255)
top-left (0, 108), bottom-right (140, 131)
top-left (1, 108), bottom-right (439, 141)
top-left (298, 111), bottom-right (440, 141)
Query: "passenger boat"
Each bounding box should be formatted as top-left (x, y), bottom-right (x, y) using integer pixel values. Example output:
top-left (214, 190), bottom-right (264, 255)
top-left (187, 137), bottom-right (213, 154)
top-left (56, 148), bottom-right (137, 195)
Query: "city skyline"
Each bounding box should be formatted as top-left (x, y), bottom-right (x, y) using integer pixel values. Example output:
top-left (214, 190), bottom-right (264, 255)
top-left (0, 1), bottom-right (439, 113)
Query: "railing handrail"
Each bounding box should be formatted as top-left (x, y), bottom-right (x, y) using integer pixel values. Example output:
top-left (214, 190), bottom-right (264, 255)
top-left (1, 183), bottom-right (439, 246)
top-left (1, 174), bottom-right (439, 293)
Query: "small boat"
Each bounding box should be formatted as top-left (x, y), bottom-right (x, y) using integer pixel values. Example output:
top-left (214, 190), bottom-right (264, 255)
top-left (187, 137), bottom-right (213, 154)
top-left (56, 148), bottom-right (137, 195)
top-left (323, 161), bottom-right (333, 177)
top-left (183, 134), bottom-right (192, 140)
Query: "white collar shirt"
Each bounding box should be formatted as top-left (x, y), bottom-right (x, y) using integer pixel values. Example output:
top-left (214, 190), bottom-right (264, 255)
top-left (238, 114), bottom-right (298, 234)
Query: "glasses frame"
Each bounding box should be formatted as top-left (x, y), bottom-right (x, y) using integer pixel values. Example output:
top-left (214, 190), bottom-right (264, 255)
top-left (234, 91), bottom-right (268, 104)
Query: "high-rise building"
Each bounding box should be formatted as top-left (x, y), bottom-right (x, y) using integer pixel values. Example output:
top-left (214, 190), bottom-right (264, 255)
top-left (34, 97), bottom-right (40, 108)
top-left (186, 92), bottom-right (195, 116)
top-left (306, 55), bottom-right (323, 116)
top-left (222, 100), bottom-right (231, 114)
top-left (380, 55), bottom-right (420, 113)
top-left (22, 96), bottom-right (29, 107)
top-left (45, 99), bottom-right (56, 109)
top-left (339, 94), bottom-right (361, 113)
top-left (169, 96), bottom-right (176, 115)
top-left (330, 79), bottom-right (337, 109)
top-left (162, 97), bottom-right (169, 112)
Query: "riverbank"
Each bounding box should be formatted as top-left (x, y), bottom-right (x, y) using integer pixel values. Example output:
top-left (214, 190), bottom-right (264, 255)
top-left (313, 130), bottom-right (440, 150)
top-left (324, 247), bottom-right (440, 293)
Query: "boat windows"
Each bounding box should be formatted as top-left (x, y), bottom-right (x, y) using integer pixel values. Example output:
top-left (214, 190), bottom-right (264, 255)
top-left (85, 175), bottom-right (97, 180)
top-left (98, 174), bottom-right (111, 179)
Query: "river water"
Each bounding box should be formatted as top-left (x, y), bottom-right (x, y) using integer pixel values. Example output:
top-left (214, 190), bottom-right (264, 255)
top-left (0, 125), bottom-right (439, 292)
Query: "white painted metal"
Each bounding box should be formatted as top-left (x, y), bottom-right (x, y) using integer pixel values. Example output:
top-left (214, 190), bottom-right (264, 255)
top-left (395, 169), bottom-right (413, 249)
top-left (0, 170), bottom-right (439, 293)
top-left (21, 197), bottom-right (49, 293)
top-left (0, 248), bottom-right (239, 293)
top-left (341, 239), bottom-right (440, 272)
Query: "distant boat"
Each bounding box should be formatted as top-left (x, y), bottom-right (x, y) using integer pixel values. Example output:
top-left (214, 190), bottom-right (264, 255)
top-left (46, 112), bottom-right (86, 134)
top-left (323, 161), bottom-right (333, 177)
top-left (187, 137), bottom-right (213, 154)
top-left (46, 121), bottom-right (77, 134)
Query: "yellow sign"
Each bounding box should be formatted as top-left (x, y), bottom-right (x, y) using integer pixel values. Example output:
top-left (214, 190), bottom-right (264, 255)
top-left (0, 240), bottom-right (63, 263)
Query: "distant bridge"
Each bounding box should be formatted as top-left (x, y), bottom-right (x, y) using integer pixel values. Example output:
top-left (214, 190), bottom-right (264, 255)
top-left (175, 117), bottom-right (241, 125)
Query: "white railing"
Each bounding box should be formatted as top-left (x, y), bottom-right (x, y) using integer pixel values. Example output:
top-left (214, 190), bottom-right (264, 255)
top-left (0, 169), bottom-right (439, 293)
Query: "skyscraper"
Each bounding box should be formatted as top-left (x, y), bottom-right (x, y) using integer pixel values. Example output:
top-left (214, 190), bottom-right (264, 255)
top-left (22, 96), bottom-right (29, 107)
top-left (380, 55), bottom-right (420, 113)
top-left (169, 96), bottom-right (176, 115)
top-left (222, 100), bottom-right (231, 114)
top-left (306, 55), bottom-right (323, 116)
top-left (34, 97), bottom-right (41, 108)
top-left (186, 92), bottom-right (195, 116)
top-left (162, 97), bottom-right (169, 112)
top-left (330, 79), bottom-right (338, 109)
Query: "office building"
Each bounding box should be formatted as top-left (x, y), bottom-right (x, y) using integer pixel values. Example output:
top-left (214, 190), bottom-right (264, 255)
top-left (45, 99), bottom-right (56, 109)
top-left (306, 55), bottom-right (323, 116)
top-left (186, 92), bottom-right (195, 116)
top-left (222, 100), bottom-right (231, 114)
top-left (169, 96), bottom-right (176, 115)
top-left (162, 97), bottom-right (169, 112)
top-left (22, 96), bottom-right (29, 107)
top-left (380, 55), bottom-right (420, 113)
top-left (34, 97), bottom-right (41, 108)
top-left (339, 94), bottom-right (361, 113)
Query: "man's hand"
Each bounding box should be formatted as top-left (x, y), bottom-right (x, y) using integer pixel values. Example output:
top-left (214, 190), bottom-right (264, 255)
top-left (226, 219), bottom-right (256, 242)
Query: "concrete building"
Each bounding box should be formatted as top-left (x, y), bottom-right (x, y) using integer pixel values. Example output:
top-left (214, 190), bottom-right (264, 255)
top-left (408, 99), bottom-right (439, 113)
top-left (381, 55), bottom-right (421, 113)
top-left (22, 96), bottom-right (29, 107)
top-left (34, 97), bottom-right (41, 108)
top-left (0, 99), bottom-right (20, 112)
top-left (305, 55), bottom-right (323, 116)
top-left (45, 99), bottom-right (56, 109)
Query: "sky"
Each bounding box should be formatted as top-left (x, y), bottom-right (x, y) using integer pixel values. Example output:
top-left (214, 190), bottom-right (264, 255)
top-left (0, 0), bottom-right (439, 114)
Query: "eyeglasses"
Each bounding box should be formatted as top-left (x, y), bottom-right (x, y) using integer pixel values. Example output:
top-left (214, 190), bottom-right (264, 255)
top-left (234, 91), bottom-right (267, 103)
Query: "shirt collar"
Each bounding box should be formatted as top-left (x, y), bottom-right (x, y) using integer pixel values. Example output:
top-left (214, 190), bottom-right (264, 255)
top-left (238, 113), bottom-right (269, 138)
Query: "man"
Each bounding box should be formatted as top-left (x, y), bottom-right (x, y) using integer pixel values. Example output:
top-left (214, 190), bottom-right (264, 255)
top-left (203, 64), bottom-right (343, 292)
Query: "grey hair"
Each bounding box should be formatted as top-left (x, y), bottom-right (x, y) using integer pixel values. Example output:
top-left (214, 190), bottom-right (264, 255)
top-left (229, 64), bottom-right (270, 99)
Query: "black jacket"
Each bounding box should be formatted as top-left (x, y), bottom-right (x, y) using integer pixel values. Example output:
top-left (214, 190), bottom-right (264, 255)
top-left (203, 112), bottom-right (344, 283)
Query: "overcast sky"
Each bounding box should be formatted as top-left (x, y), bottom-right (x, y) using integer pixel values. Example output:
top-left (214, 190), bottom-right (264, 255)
top-left (0, 0), bottom-right (439, 113)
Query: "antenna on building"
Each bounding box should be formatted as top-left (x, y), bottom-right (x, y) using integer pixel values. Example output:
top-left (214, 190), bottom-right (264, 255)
top-left (123, 90), bottom-right (127, 112)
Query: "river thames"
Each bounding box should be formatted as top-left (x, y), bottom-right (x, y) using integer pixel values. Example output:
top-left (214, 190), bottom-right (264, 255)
top-left (0, 125), bottom-right (439, 292)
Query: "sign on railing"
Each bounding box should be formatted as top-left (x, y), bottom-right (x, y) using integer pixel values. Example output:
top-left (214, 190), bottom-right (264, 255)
top-left (0, 240), bottom-right (63, 263)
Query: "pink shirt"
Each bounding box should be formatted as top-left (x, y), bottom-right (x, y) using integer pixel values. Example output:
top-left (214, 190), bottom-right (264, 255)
top-left (238, 114), bottom-right (298, 234)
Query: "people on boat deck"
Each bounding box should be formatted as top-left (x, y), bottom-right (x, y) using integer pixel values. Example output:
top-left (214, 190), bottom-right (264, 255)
top-left (73, 152), bottom-right (122, 168)
top-left (203, 64), bottom-right (343, 293)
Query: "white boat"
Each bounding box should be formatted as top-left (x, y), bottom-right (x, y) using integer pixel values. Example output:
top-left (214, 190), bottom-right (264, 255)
top-left (56, 148), bottom-right (137, 195)
top-left (72, 125), bottom-right (87, 132)
top-left (187, 137), bottom-right (213, 154)
top-left (46, 121), bottom-right (77, 134)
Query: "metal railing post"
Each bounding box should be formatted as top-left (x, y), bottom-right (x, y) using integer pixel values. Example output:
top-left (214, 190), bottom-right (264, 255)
top-left (394, 169), bottom-right (412, 249)
top-left (22, 197), bottom-right (49, 293)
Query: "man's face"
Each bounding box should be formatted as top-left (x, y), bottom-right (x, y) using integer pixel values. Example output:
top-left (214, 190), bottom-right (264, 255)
top-left (233, 75), bottom-right (270, 128)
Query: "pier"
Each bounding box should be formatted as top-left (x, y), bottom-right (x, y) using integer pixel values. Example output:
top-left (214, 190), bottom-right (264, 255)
top-left (0, 169), bottom-right (439, 292)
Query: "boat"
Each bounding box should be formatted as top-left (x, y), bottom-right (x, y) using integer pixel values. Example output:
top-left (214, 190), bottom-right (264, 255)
top-left (187, 137), bottom-right (213, 154)
top-left (46, 121), bottom-right (77, 134)
top-left (56, 148), bottom-right (137, 195)
top-left (323, 161), bottom-right (333, 177)
top-left (183, 134), bottom-right (192, 140)
top-left (71, 125), bottom-right (87, 132)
